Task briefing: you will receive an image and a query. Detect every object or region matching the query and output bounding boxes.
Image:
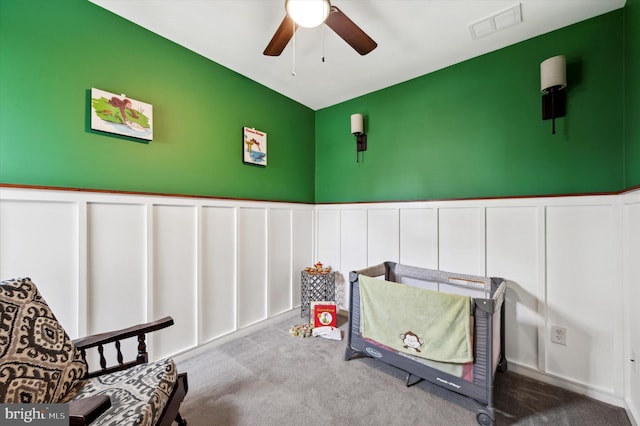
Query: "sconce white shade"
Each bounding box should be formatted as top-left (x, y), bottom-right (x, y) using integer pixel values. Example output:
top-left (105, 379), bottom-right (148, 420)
top-left (286, 0), bottom-right (331, 28)
top-left (540, 55), bottom-right (567, 93)
top-left (351, 113), bottom-right (364, 135)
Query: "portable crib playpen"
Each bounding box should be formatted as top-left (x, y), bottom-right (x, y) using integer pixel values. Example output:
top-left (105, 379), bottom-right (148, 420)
top-left (345, 262), bottom-right (507, 426)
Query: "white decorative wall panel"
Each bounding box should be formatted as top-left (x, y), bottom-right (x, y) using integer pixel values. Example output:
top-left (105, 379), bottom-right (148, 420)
top-left (2, 186), bottom-right (639, 414)
top-left (486, 206), bottom-right (540, 370)
top-left (292, 209), bottom-right (314, 309)
top-left (87, 202), bottom-right (146, 361)
top-left (438, 207), bottom-right (485, 275)
top-left (313, 194), bottom-right (637, 408)
top-left (399, 208), bottom-right (438, 269)
top-left (317, 209), bottom-right (340, 272)
top-left (546, 205), bottom-right (621, 394)
top-left (0, 200), bottom-right (79, 336)
top-left (237, 208), bottom-right (267, 328)
top-left (87, 203), bottom-right (146, 331)
top-left (316, 209), bottom-right (342, 306)
top-left (367, 209), bottom-right (399, 266)
top-left (625, 199), bottom-right (640, 417)
top-left (0, 188), bottom-right (313, 360)
top-left (200, 206), bottom-right (236, 342)
top-left (268, 209), bottom-right (292, 316)
top-left (152, 205), bottom-right (198, 358)
top-left (339, 209), bottom-right (367, 308)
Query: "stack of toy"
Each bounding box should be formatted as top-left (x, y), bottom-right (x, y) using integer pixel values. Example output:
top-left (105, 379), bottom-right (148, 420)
top-left (304, 261), bottom-right (332, 275)
top-left (289, 323), bottom-right (313, 338)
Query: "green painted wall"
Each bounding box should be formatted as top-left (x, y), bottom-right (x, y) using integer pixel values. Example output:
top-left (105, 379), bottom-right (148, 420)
top-left (0, 2), bottom-right (632, 204)
top-left (315, 11), bottom-right (625, 202)
top-left (626, 0), bottom-right (640, 187)
top-left (0, 0), bottom-right (315, 202)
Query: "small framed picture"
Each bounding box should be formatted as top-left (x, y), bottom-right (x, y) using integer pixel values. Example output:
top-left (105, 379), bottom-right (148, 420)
top-left (242, 127), bottom-right (267, 166)
top-left (90, 88), bottom-right (153, 141)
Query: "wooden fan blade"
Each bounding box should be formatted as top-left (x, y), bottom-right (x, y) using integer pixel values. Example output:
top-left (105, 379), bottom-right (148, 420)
top-left (325, 6), bottom-right (377, 55)
top-left (264, 15), bottom-right (297, 56)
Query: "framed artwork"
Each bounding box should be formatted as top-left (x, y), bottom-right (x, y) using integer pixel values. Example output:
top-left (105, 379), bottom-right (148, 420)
top-left (243, 127), bottom-right (267, 166)
top-left (90, 88), bottom-right (153, 141)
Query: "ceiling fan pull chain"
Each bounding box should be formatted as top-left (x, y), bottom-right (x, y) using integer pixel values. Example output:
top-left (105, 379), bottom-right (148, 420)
top-left (291, 19), bottom-right (296, 76)
top-left (322, 24), bottom-right (325, 63)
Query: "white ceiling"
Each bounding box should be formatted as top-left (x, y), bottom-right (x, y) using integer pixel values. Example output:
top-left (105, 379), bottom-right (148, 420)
top-left (89, 0), bottom-right (625, 110)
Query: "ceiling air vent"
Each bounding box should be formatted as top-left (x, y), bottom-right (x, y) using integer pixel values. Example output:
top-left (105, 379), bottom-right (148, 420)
top-left (469, 3), bottom-right (522, 40)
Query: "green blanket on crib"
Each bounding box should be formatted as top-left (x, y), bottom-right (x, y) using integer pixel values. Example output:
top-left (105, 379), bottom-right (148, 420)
top-left (359, 275), bottom-right (472, 363)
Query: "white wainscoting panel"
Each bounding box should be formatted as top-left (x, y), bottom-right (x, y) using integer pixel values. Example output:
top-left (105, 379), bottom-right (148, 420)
top-left (546, 204), bottom-right (621, 394)
top-left (316, 209), bottom-right (342, 306)
top-left (624, 196), bottom-right (640, 419)
top-left (317, 209), bottom-right (341, 272)
top-left (313, 192), bottom-right (639, 410)
top-left (0, 187), bottom-right (314, 361)
top-left (87, 202), bottom-right (147, 361)
top-left (292, 209), bottom-right (314, 310)
top-left (0, 199), bottom-right (79, 336)
top-left (438, 207), bottom-right (485, 276)
top-left (200, 206), bottom-right (236, 343)
top-left (399, 208), bottom-right (438, 269)
top-left (268, 209), bottom-right (292, 316)
top-left (339, 209), bottom-right (368, 309)
top-left (151, 205), bottom-right (198, 359)
top-left (486, 206), bottom-right (541, 370)
top-left (87, 203), bottom-right (146, 332)
top-left (3, 186), bottom-right (640, 416)
top-left (237, 207), bottom-right (267, 328)
top-left (367, 209), bottom-right (399, 266)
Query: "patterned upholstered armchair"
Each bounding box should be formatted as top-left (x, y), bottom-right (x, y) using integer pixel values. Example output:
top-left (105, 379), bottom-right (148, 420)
top-left (0, 277), bottom-right (188, 425)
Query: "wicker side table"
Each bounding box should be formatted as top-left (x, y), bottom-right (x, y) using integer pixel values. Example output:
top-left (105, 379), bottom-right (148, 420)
top-left (300, 271), bottom-right (335, 319)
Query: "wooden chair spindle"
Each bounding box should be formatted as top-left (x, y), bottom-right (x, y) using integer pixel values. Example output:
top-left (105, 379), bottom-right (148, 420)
top-left (115, 340), bottom-right (124, 366)
top-left (137, 333), bottom-right (147, 363)
top-left (97, 345), bottom-right (107, 370)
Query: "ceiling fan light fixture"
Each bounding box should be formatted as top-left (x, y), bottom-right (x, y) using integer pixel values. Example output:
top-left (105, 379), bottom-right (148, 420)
top-left (285, 0), bottom-right (331, 28)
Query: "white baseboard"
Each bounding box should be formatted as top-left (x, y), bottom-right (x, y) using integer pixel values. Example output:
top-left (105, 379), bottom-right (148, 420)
top-left (510, 362), bottom-right (639, 424)
top-left (625, 397), bottom-right (639, 426)
top-left (508, 361), bottom-right (627, 409)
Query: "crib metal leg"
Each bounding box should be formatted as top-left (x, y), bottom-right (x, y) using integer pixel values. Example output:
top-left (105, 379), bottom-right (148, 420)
top-left (405, 372), bottom-right (423, 387)
top-left (344, 346), bottom-right (367, 361)
top-left (497, 354), bottom-right (508, 372)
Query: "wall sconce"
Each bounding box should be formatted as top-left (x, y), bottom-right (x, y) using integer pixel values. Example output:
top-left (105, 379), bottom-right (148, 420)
top-left (351, 113), bottom-right (367, 163)
top-left (540, 55), bottom-right (567, 135)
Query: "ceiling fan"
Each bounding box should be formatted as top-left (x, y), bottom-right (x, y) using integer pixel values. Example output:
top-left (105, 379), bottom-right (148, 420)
top-left (263, 0), bottom-right (377, 57)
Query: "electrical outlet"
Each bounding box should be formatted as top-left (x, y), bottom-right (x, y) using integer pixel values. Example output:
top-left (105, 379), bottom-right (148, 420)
top-left (551, 325), bottom-right (567, 345)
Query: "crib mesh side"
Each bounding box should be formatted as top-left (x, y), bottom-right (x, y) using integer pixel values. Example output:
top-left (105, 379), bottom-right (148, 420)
top-left (472, 308), bottom-right (490, 388)
top-left (387, 262), bottom-right (493, 294)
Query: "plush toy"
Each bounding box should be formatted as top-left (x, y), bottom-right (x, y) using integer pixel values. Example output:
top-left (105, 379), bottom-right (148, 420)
top-left (289, 323), bottom-right (313, 338)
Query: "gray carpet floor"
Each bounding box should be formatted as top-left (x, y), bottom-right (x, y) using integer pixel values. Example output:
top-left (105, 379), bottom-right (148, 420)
top-left (176, 311), bottom-right (631, 426)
